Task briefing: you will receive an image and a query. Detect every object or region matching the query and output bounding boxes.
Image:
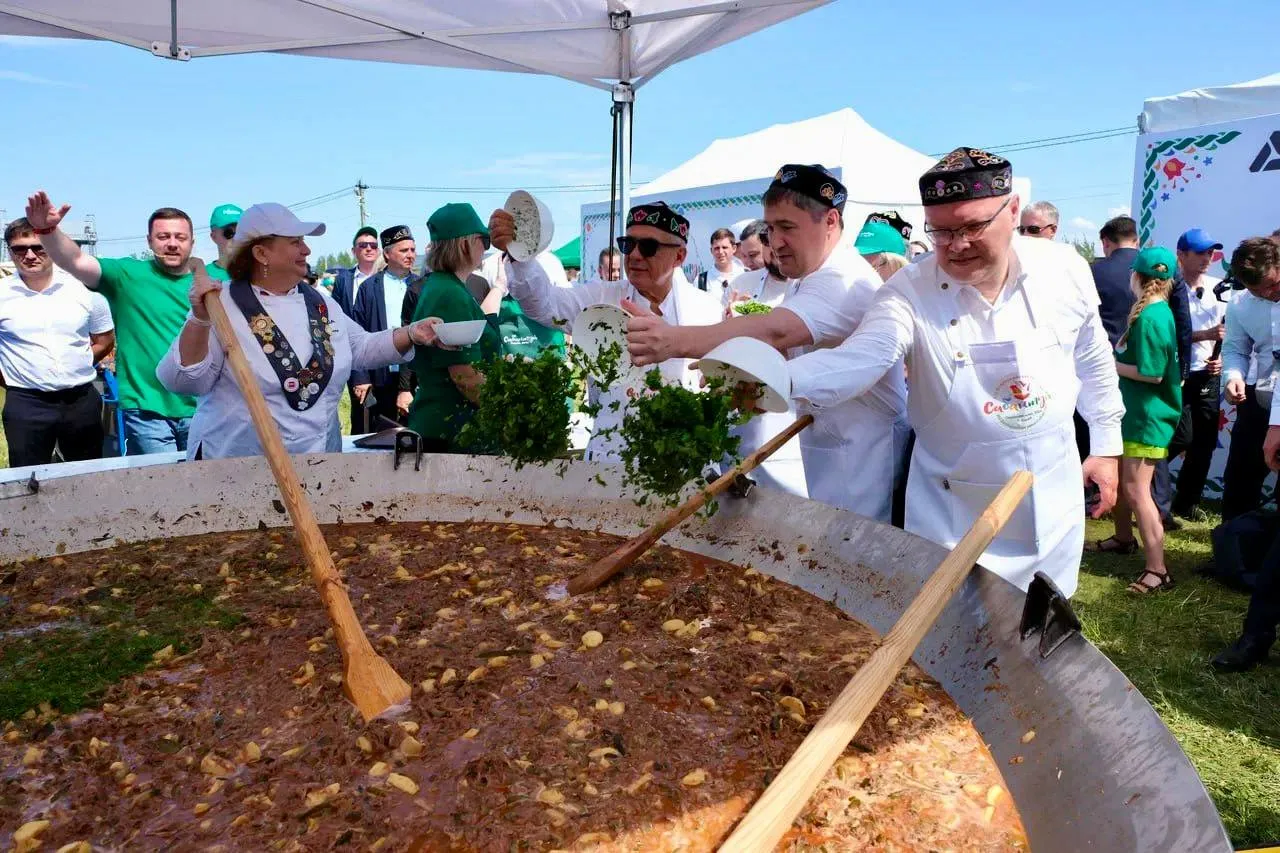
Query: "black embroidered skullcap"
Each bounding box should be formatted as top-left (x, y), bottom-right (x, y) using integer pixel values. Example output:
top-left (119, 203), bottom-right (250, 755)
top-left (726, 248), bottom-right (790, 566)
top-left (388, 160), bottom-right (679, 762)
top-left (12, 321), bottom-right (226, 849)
top-left (380, 225), bottom-right (413, 248)
top-left (864, 210), bottom-right (913, 241)
top-left (919, 148), bottom-right (1013, 206)
top-left (628, 202), bottom-right (690, 243)
top-left (767, 164), bottom-right (847, 212)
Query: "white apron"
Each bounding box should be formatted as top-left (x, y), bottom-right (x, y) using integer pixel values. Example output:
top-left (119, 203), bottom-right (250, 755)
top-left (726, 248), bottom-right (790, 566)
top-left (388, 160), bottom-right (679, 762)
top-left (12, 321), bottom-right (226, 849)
top-left (904, 285), bottom-right (1084, 596)
top-left (732, 405), bottom-right (808, 498)
top-left (796, 399), bottom-right (906, 522)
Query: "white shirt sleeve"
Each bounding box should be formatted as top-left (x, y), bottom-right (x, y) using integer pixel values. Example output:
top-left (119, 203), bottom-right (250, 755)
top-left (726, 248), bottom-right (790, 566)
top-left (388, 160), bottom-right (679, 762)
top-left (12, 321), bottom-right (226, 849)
top-left (88, 291), bottom-right (114, 334)
top-left (156, 327), bottom-right (224, 398)
top-left (789, 286), bottom-right (915, 407)
top-left (338, 300), bottom-right (410, 368)
top-left (1072, 300), bottom-right (1125, 456)
top-left (780, 261), bottom-right (872, 347)
top-left (1222, 300), bottom-right (1251, 384)
top-left (506, 258), bottom-right (622, 329)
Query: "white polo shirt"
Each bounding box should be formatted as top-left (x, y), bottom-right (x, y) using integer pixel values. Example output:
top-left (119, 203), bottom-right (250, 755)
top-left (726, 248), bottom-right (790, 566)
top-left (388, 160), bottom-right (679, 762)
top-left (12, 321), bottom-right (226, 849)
top-left (1184, 276), bottom-right (1225, 372)
top-left (0, 272), bottom-right (114, 391)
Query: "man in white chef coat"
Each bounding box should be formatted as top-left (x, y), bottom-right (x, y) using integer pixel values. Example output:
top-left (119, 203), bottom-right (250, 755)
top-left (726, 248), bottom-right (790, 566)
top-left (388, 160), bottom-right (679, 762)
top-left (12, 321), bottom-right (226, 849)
top-left (784, 148), bottom-right (1124, 596)
top-left (487, 201), bottom-right (723, 462)
top-left (624, 164), bottom-right (908, 522)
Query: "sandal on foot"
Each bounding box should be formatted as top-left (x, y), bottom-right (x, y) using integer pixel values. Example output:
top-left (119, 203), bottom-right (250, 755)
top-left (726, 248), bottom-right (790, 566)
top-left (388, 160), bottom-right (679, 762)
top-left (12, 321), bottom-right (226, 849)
top-left (1085, 536), bottom-right (1138, 555)
top-left (1127, 570), bottom-right (1175, 594)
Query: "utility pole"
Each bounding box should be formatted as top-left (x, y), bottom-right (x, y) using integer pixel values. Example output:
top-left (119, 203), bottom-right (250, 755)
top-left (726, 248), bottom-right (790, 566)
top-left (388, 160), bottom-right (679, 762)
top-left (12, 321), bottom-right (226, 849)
top-left (355, 181), bottom-right (368, 227)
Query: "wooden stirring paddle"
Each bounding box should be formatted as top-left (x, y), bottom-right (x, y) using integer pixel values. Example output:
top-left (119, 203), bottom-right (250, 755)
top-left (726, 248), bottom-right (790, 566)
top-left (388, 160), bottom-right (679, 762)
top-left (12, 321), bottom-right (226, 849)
top-left (567, 414), bottom-right (813, 596)
top-left (718, 470), bottom-right (1034, 852)
top-left (198, 270), bottom-right (410, 721)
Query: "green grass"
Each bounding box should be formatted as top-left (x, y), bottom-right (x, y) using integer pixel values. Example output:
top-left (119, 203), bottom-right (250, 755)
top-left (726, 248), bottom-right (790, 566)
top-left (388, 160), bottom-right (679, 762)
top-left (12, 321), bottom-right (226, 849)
top-left (1076, 514), bottom-right (1280, 847)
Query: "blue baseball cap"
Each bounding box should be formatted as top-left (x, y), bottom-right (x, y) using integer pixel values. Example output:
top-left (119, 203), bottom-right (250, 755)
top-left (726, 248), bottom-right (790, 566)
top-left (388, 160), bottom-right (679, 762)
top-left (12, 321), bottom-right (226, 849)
top-left (1176, 228), bottom-right (1223, 253)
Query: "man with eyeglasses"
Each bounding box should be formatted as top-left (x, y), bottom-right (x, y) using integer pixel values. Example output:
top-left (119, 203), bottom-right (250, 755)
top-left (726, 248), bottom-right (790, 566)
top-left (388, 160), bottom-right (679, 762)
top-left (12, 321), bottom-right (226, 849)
top-left (206, 204), bottom-right (242, 282)
top-left (779, 149), bottom-right (1124, 597)
top-left (331, 226), bottom-right (382, 319)
top-left (350, 225), bottom-right (422, 428)
top-left (488, 201), bottom-right (722, 462)
top-left (25, 191), bottom-right (199, 456)
top-left (1220, 237), bottom-right (1280, 520)
top-left (1213, 237), bottom-right (1280, 672)
top-left (624, 165), bottom-right (908, 519)
top-left (0, 217), bottom-right (115, 468)
top-left (1018, 201), bottom-right (1059, 239)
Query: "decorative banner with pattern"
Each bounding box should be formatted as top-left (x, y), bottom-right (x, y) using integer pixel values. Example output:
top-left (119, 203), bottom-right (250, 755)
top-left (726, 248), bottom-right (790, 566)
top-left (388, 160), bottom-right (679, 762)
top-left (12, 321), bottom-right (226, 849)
top-left (1132, 113), bottom-right (1280, 495)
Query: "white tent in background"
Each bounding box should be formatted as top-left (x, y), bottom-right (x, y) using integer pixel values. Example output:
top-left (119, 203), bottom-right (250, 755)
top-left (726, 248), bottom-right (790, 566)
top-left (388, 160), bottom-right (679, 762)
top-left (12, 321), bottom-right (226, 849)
top-left (0, 0), bottom-right (829, 238)
top-left (1131, 74), bottom-right (1280, 502)
top-left (580, 108), bottom-right (1033, 281)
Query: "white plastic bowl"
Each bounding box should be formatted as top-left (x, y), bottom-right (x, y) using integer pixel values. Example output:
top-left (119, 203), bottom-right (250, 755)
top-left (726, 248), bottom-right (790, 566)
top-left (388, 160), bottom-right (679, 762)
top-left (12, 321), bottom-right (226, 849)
top-left (697, 336), bottom-right (791, 413)
top-left (570, 304), bottom-right (647, 394)
top-left (504, 190), bottom-right (554, 262)
top-left (434, 319), bottom-right (487, 347)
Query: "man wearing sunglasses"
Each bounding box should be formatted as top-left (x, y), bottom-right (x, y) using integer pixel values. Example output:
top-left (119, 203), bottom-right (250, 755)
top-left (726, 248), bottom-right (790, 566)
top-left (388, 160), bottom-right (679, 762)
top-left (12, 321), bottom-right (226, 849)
top-left (781, 149), bottom-right (1125, 598)
top-left (488, 200), bottom-right (723, 462)
top-left (1018, 201), bottom-right (1059, 239)
top-left (0, 217), bottom-right (115, 468)
top-left (331, 226), bottom-right (382, 319)
top-left (350, 225), bottom-right (423, 428)
top-left (625, 164), bottom-right (908, 521)
top-left (206, 203), bottom-right (242, 282)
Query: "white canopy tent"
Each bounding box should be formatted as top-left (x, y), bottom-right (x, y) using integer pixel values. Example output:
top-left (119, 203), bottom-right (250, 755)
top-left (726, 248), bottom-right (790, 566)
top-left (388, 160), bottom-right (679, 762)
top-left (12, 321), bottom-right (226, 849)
top-left (579, 109), bottom-right (1033, 280)
top-left (1138, 73), bottom-right (1280, 134)
top-left (0, 0), bottom-right (828, 239)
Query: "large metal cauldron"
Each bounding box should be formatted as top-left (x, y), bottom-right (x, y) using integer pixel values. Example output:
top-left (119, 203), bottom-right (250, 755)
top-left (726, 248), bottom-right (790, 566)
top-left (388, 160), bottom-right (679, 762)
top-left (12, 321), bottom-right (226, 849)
top-left (0, 451), bottom-right (1231, 852)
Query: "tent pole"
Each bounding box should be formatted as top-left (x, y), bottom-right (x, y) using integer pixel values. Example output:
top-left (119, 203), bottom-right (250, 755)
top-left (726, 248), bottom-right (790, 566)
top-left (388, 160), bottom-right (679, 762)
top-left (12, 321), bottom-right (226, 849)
top-left (613, 82), bottom-right (634, 239)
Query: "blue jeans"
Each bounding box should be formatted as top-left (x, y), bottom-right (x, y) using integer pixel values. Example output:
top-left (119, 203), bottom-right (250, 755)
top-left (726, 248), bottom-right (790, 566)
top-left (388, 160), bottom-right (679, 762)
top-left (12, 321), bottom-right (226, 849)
top-left (121, 408), bottom-right (190, 456)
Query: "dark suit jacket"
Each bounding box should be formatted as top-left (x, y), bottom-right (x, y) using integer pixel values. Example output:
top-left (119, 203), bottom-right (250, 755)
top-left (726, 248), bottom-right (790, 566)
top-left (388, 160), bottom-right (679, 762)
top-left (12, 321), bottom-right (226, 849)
top-left (1169, 273), bottom-right (1192, 381)
top-left (350, 269), bottom-right (422, 388)
top-left (330, 267), bottom-right (360, 319)
top-left (1090, 248), bottom-right (1138, 348)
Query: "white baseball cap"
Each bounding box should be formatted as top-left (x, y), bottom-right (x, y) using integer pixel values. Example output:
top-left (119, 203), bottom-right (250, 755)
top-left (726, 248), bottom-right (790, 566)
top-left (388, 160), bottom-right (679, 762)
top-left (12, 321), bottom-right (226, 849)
top-left (231, 203), bottom-right (325, 248)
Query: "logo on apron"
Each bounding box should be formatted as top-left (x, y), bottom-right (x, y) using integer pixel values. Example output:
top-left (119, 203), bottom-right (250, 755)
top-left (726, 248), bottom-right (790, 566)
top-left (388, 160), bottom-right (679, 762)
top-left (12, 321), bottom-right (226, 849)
top-left (983, 375), bottom-right (1049, 430)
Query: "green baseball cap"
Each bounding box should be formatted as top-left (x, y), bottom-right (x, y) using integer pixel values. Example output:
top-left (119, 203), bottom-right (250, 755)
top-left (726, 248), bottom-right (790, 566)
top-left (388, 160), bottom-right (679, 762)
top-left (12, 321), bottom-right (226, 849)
top-left (1131, 246), bottom-right (1177, 280)
top-left (427, 202), bottom-right (489, 244)
top-left (854, 220), bottom-right (906, 257)
top-left (209, 204), bottom-right (243, 230)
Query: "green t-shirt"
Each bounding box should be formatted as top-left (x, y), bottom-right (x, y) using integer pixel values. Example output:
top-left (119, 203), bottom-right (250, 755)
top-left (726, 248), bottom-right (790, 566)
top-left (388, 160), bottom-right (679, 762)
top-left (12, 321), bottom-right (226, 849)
top-left (407, 272), bottom-right (500, 446)
top-left (96, 257), bottom-right (198, 418)
top-left (1115, 300), bottom-right (1182, 448)
top-left (206, 260), bottom-right (231, 282)
top-left (494, 296), bottom-right (566, 360)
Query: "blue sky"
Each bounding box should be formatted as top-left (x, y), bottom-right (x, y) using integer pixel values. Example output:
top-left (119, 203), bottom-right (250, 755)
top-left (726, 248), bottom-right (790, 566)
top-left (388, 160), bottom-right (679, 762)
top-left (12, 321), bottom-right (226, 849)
top-left (2, 0), bottom-right (1278, 263)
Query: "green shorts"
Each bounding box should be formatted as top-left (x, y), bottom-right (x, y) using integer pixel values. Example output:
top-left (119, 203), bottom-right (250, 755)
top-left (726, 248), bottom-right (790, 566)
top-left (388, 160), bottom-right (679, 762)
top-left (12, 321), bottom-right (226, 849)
top-left (1123, 440), bottom-right (1167, 459)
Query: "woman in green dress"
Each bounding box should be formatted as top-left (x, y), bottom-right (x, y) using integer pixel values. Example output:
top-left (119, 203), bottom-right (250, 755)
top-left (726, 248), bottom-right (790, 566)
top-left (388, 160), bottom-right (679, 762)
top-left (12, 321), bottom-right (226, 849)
top-left (406, 203), bottom-right (499, 451)
top-left (1086, 246), bottom-right (1183, 594)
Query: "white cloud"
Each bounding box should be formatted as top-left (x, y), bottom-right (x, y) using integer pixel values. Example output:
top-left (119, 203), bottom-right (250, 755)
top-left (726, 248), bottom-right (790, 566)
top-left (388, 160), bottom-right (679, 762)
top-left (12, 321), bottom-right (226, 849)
top-left (0, 69), bottom-right (82, 88)
top-left (1009, 81), bottom-right (1038, 94)
top-left (1068, 216), bottom-right (1098, 232)
top-left (0, 36), bottom-right (70, 48)
top-left (465, 152), bottom-right (607, 181)
top-left (1106, 205), bottom-right (1131, 218)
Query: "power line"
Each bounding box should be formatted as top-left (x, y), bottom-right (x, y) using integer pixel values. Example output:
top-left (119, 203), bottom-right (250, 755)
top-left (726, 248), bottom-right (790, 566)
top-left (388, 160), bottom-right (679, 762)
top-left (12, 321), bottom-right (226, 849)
top-left (929, 125), bottom-right (1136, 158)
top-left (368, 182), bottom-right (653, 195)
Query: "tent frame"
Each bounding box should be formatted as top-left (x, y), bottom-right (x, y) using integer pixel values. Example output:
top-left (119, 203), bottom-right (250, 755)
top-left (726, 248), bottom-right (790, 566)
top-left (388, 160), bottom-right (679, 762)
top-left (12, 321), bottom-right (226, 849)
top-left (0, 0), bottom-right (826, 238)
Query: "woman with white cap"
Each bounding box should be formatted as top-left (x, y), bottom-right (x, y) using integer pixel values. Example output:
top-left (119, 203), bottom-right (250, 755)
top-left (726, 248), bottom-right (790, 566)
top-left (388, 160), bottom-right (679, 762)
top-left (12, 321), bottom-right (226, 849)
top-left (156, 202), bottom-right (448, 460)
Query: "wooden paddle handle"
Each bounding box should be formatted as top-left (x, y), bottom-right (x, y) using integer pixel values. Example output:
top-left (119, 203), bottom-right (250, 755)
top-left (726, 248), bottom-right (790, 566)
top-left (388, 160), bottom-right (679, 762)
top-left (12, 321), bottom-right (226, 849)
top-left (718, 470), bottom-right (1035, 853)
top-left (567, 414), bottom-right (814, 596)
top-left (202, 290), bottom-right (376, 662)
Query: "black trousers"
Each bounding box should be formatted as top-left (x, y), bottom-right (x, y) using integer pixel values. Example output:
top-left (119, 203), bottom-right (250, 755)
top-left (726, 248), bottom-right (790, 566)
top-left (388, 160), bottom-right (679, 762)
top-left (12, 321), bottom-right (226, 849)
top-left (1170, 370), bottom-right (1223, 515)
top-left (1242, 514), bottom-right (1280, 646)
top-left (1223, 385), bottom-right (1273, 522)
top-left (2, 383), bottom-right (104, 468)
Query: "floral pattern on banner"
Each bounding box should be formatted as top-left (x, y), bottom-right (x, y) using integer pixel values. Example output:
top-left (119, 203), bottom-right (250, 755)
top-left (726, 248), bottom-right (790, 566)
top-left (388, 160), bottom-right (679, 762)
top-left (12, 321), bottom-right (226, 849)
top-left (1139, 130), bottom-right (1242, 245)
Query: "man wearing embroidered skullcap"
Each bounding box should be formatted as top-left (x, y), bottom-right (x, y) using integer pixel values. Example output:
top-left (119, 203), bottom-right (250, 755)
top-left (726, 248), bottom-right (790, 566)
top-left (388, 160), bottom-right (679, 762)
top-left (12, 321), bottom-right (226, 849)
top-left (780, 148), bottom-right (1125, 597)
top-left (487, 200), bottom-right (723, 463)
top-left (349, 224), bottom-right (422, 428)
top-left (622, 164), bottom-right (908, 516)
